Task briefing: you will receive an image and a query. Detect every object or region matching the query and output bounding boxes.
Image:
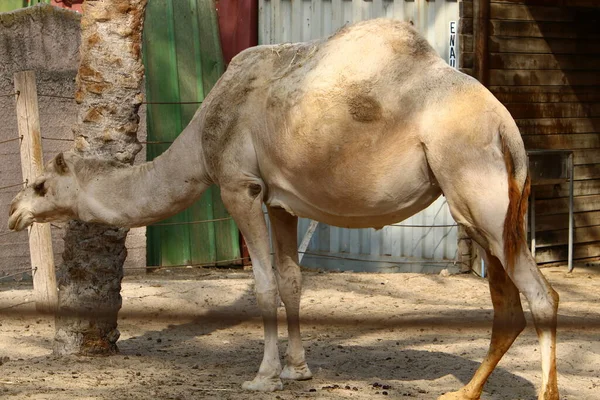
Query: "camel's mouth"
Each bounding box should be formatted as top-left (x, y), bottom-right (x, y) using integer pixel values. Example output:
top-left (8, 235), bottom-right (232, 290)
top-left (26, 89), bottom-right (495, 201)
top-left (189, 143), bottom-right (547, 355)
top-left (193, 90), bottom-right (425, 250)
top-left (8, 210), bottom-right (34, 232)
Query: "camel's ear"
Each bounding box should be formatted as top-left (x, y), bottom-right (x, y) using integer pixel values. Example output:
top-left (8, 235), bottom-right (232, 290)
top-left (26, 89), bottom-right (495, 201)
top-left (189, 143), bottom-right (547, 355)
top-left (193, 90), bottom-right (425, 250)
top-left (54, 153), bottom-right (69, 175)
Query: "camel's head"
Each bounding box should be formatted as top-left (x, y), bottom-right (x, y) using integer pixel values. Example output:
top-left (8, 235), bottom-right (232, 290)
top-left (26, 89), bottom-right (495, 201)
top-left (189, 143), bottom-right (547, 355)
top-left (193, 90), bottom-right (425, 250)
top-left (8, 152), bottom-right (81, 231)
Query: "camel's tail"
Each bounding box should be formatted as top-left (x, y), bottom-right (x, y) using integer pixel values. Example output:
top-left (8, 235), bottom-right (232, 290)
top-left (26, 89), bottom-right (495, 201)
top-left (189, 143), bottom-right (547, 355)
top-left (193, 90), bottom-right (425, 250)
top-left (500, 124), bottom-right (531, 273)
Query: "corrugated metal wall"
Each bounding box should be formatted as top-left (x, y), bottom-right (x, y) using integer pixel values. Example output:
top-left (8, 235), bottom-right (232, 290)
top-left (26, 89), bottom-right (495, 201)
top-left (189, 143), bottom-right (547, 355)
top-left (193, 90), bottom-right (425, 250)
top-left (259, 0), bottom-right (460, 272)
top-left (259, 0), bottom-right (459, 64)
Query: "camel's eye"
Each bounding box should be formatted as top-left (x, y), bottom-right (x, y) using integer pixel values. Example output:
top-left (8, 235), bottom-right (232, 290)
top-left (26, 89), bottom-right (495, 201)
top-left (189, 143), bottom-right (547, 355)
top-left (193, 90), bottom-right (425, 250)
top-left (33, 181), bottom-right (46, 196)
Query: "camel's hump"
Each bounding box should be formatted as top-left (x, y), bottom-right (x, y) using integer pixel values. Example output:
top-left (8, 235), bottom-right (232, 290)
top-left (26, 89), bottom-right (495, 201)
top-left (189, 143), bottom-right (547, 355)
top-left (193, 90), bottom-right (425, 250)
top-left (229, 18), bottom-right (438, 74)
top-left (327, 18), bottom-right (436, 57)
top-left (224, 18), bottom-right (442, 96)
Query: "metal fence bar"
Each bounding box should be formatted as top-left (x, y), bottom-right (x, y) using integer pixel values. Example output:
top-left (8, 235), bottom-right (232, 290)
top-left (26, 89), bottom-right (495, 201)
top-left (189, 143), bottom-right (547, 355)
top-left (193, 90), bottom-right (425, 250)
top-left (40, 137), bottom-right (176, 145)
top-left (145, 256), bottom-right (252, 269)
top-left (37, 93), bottom-right (76, 100)
top-left (0, 181), bottom-right (26, 191)
top-left (40, 136), bottom-right (73, 142)
top-left (0, 136), bottom-right (22, 145)
top-left (142, 101), bottom-right (202, 105)
top-left (301, 251), bottom-right (455, 265)
top-left (141, 140), bottom-right (174, 144)
top-left (36, 93), bottom-right (204, 105)
top-left (0, 267), bottom-right (37, 281)
top-left (151, 217), bottom-right (233, 227)
top-left (389, 224), bottom-right (457, 228)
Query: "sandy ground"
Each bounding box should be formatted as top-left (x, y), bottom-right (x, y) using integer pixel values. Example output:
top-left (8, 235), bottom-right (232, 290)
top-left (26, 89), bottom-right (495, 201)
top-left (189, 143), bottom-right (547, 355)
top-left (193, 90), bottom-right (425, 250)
top-left (0, 266), bottom-right (598, 400)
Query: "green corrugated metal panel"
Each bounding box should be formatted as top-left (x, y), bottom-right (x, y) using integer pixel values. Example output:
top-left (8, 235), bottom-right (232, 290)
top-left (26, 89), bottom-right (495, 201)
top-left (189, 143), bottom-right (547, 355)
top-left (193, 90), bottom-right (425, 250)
top-left (143, 0), bottom-right (240, 267)
top-left (0, 1), bottom-right (24, 13)
top-left (0, 1), bottom-right (49, 13)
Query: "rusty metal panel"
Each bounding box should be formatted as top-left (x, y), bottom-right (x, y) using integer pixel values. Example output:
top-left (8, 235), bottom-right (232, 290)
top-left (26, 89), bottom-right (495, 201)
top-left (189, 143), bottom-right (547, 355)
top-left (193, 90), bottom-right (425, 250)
top-left (216, 0), bottom-right (260, 265)
top-left (49, 1), bottom-right (83, 13)
top-left (216, 0), bottom-right (259, 65)
top-left (259, 0), bottom-right (460, 272)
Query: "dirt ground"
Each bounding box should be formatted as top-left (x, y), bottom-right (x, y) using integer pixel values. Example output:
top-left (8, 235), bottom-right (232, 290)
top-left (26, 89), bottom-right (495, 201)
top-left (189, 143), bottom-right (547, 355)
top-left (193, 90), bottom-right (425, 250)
top-left (0, 265), bottom-right (598, 400)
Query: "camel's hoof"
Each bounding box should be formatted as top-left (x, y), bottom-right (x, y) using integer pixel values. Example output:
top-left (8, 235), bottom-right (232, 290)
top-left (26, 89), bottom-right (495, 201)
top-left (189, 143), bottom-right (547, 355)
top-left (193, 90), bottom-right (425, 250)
top-left (437, 390), bottom-right (478, 400)
top-left (539, 388), bottom-right (559, 400)
top-left (242, 376), bottom-right (284, 392)
top-left (280, 363), bottom-right (313, 380)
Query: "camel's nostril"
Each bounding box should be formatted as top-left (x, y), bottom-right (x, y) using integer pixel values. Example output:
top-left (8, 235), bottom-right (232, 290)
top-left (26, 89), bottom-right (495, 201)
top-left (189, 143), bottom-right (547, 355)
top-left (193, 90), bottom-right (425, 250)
top-left (9, 202), bottom-right (16, 217)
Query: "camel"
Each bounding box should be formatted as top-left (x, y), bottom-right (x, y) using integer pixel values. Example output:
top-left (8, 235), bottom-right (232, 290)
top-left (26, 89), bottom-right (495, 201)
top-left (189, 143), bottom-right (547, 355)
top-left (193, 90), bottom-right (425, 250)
top-left (8, 19), bottom-right (559, 399)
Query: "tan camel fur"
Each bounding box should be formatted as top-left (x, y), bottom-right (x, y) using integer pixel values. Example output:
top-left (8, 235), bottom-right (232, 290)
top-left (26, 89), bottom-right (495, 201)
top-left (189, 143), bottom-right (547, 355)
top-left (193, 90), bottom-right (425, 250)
top-left (9, 19), bottom-right (559, 399)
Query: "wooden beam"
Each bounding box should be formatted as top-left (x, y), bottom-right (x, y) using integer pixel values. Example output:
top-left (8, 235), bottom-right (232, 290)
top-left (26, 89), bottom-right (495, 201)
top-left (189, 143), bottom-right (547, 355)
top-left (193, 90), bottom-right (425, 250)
top-left (536, 209), bottom-right (600, 231)
top-left (489, 53), bottom-right (600, 70)
top-left (534, 179), bottom-right (600, 199)
top-left (490, 20), bottom-right (600, 39)
top-left (489, 37), bottom-right (600, 54)
top-left (457, 225), bottom-right (474, 273)
top-left (473, 0), bottom-right (490, 86)
top-left (536, 225), bottom-right (600, 247)
top-left (523, 134), bottom-right (600, 150)
top-left (505, 102), bottom-right (600, 119)
top-left (535, 241), bottom-right (600, 264)
top-left (535, 194), bottom-right (600, 216)
top-left (490, 3), bottom-right (578, 22)
top-left (490, 85), bottom-right (600, 103)
top-left (518, 119), bottom-right (600, 135)
top-left (459, 1), bottom-right (473, 18)
top-left (14, 70), bottom-right (57, 313)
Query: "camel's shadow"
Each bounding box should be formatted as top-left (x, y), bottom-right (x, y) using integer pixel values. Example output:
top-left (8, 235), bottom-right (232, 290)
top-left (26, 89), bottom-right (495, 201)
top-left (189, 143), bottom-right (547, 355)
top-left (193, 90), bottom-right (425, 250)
top-left (116, 286), bottom-right (537, 399)
top-left (119, 331), bottom-right (536, 399)
top-left (311, 346), bottom-right (537, 399)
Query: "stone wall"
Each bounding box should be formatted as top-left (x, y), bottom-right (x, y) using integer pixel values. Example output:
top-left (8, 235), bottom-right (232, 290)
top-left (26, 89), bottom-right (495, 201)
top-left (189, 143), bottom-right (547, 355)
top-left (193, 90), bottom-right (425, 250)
top-left (0, 4), bottom-right (146, 278)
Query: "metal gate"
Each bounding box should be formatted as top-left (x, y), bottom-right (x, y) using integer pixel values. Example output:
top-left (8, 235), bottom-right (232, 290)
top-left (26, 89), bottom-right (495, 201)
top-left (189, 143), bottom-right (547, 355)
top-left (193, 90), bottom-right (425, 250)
top-left (259, 0), bottom-right (460, 272)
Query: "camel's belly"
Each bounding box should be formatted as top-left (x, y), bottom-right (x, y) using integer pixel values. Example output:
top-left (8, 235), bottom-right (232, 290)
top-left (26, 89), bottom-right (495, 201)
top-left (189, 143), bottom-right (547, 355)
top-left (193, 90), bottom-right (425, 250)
top-left (265, 175), bottom-right (442, 229)
top-left (257, 102), bottom-right (441, 227)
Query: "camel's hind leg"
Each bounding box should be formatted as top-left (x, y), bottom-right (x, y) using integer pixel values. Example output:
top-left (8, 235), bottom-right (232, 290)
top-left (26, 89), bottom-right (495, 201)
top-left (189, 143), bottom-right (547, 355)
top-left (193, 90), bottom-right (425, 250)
top-left (439, 230), bottom-right (558, 400)
top-left (267, 206), bottom-right (313, 381)
top-left (506, 246), bottom-right (559, 400)
top-left (439, 250), bottom-right (526, 400)
top-left (439, 208), bottom-right (558, 399)
top-left (426, 128), bottom-right (559, 398)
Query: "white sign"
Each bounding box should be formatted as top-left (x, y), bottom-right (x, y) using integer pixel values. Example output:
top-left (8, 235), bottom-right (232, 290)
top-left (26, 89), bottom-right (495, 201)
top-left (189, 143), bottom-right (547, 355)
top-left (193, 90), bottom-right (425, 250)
top-left (449, 21), bottom-right (457, 68)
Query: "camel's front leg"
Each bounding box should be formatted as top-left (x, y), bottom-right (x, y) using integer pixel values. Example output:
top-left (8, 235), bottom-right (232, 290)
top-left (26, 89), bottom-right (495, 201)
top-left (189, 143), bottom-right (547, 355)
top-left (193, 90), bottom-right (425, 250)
top-left (267, 206), bottom-right (313, 381)
top-left (221, 185), bottom-right (283, 392)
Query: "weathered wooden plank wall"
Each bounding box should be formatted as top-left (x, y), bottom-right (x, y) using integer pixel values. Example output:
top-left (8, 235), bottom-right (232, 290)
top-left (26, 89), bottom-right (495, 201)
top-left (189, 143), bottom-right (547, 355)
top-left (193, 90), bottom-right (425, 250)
top-left (460, 0), bottom-right (600, 265)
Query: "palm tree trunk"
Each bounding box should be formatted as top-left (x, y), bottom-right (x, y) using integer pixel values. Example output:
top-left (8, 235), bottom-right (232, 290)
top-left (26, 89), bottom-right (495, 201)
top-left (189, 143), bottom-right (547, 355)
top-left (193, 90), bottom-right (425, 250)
top-left (54, 0), bottom-right (148, 356)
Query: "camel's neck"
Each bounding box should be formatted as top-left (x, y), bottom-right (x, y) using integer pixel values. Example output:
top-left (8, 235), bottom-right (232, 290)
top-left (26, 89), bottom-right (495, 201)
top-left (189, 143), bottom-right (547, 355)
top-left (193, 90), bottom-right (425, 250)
top-left (77, 117), bottom-right (211, 227)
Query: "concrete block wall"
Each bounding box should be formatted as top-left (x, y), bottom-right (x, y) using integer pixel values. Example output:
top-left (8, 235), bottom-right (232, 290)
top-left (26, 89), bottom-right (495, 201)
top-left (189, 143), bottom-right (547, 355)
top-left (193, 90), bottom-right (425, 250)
top-left (0, 4), bottom-right (146, 278)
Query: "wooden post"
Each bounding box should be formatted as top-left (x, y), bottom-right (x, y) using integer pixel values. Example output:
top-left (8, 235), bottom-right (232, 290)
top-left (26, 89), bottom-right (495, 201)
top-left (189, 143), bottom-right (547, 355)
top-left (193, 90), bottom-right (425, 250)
top-left (473, 0), bottom-right (490, 86)
top-left (14, 70), bottom-right (58, 313)
top-left (456, 224), bottom-right (474, 273)
top-left (298, 220), bottom-right (319, 264)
